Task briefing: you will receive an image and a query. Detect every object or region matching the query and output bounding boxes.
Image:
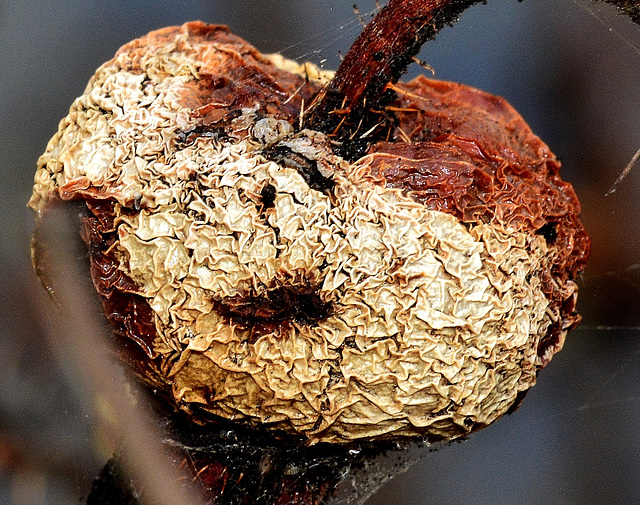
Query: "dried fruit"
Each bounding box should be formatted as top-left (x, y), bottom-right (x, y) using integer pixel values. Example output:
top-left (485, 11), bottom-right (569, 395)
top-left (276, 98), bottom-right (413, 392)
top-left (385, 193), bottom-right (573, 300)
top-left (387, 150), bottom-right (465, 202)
top-left (29, 14), bottom-right (588, 447)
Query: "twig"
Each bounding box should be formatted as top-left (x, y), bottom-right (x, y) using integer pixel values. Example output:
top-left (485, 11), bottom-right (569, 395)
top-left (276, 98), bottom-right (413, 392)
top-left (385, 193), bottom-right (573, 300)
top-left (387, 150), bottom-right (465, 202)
top-left (305, 0), bottom-right (481, 153)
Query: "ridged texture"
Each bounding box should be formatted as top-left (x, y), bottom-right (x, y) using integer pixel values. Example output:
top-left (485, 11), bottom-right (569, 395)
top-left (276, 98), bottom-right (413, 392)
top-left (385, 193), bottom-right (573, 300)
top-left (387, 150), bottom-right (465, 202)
top-left (30, 22), bottom-right (589, 444)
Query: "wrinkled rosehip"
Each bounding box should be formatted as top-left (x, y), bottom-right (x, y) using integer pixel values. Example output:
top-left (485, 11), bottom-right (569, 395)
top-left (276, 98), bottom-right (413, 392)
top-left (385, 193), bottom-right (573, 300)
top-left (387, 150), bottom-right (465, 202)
top-left (30, 21), bottom-right (589, 445)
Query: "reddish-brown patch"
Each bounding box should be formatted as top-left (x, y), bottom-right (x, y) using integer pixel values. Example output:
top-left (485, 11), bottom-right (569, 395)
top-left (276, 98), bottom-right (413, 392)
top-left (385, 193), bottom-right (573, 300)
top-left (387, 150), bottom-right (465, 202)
top-left (361, 76), bottom-right (590, 360)
top-left (79, 198), bottom-right (165, 382)
top-left (130, 22), bottom-right (324, 132)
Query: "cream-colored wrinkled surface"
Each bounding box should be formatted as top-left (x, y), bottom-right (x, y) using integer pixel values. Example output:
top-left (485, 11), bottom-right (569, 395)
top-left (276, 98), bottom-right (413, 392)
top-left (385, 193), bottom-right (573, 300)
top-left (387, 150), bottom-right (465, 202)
top-left (30, 23), bottom-right (565, 444)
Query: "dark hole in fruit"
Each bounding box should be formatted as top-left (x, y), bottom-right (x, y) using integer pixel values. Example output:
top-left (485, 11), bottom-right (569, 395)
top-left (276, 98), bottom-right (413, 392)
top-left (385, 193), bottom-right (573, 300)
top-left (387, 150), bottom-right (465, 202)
top-left (263, 144), bottom-right (335, 194)
top-left (260, 183), bottom-right (276, 210)
top-left (536, 222), bottom-right (557, 244)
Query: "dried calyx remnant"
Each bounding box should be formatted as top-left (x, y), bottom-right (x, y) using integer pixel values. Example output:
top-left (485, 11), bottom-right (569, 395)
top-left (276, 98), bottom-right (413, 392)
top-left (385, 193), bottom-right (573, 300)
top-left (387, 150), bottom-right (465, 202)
top-left (31, 1), bottom-right (590, 454)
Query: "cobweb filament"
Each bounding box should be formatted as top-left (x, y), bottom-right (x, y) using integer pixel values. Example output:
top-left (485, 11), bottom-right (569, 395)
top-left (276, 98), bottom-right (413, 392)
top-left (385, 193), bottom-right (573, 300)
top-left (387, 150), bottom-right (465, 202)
top-left (566, 0), bottom-right (640, 56)
top-left (276, 4), bottom-right (383, 66)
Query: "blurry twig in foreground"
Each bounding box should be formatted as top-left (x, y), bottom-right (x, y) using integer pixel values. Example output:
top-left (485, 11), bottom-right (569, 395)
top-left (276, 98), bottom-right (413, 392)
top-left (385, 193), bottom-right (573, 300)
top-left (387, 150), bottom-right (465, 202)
top-left (33, 205), bottom-right (204, 505)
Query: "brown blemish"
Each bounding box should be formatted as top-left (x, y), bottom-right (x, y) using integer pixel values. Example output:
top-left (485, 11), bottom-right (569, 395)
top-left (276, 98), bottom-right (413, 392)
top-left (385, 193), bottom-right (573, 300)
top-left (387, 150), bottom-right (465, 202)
top-left (259, 183), bottom-right (276, 210)
top-left (169, 22), bottom-right (322, 131)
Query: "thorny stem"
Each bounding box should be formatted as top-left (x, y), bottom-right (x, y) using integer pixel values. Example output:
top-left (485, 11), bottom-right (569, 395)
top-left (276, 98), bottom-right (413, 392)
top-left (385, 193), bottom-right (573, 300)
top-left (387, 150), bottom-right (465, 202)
top-left (305, 0), bottom-right (640, 157)
top-left (305, 0), bottom-right (481, 153)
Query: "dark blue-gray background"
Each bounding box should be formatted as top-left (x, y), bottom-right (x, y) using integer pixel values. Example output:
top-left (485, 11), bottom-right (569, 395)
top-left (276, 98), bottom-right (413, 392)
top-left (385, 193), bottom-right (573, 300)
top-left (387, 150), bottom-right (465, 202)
top-left (1, 1), bottom-right (639, 504)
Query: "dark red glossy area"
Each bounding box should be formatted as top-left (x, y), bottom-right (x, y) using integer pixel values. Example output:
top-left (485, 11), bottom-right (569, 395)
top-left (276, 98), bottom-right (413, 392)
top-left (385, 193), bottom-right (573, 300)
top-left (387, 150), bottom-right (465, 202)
top-left (123, 23), bottom-right (323, 131)
top-left (80, 199), bottom-right (164, 383)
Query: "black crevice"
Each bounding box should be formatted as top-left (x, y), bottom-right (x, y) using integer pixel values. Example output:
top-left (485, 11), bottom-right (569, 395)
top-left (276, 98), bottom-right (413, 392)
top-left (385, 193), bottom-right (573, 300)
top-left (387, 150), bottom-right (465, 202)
top-left (175, 124), bottom-right (228, 145)
top-left (263, 145), bottom-right (335, 194)
top-left (259, 183), bottom-right (276, 210)
top-left (536, 222), bottom-right (558, 245)
top-left (217, 285), bottom-right (332, 330)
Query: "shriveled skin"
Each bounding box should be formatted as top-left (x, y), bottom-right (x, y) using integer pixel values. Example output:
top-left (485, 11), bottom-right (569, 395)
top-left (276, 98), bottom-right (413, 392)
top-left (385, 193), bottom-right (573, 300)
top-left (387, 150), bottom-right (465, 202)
top-left (29, 22), bottom-right (589, 444)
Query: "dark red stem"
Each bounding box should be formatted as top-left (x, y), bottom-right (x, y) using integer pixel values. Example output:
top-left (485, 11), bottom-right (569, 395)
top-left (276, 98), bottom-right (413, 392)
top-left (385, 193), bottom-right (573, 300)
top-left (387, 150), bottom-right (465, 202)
top-left (305, 0), bottom-right (480, 149)
top-left (308, 0), bottom-right (640, 146)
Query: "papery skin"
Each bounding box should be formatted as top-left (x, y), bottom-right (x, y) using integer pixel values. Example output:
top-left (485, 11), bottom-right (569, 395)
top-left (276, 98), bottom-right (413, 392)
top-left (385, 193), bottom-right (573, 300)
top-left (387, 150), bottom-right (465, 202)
top-left (30, 22), bottom-right (589, 444)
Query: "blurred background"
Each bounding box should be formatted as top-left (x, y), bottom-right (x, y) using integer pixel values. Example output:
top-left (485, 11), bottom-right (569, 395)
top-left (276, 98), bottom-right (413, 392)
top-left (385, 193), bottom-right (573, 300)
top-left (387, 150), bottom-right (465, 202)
top-left (1, 1), bottom-right (639, 504)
